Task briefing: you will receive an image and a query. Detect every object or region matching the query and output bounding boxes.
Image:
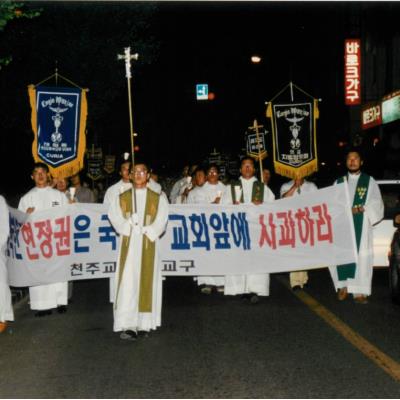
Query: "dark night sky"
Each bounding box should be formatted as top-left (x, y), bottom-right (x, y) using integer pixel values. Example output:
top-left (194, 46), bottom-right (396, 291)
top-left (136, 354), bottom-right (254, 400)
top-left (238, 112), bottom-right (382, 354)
top-left (0, 1), bottom-right (389, 198)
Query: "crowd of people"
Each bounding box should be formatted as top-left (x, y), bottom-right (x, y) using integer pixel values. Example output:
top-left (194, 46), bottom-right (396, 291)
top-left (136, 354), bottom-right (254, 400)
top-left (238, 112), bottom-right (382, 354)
top-left (0, 148), bottom-right (384, 341)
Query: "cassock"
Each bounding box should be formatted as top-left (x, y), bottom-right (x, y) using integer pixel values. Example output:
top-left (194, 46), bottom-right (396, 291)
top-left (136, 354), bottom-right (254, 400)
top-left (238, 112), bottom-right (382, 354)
top-left (18, 187), bottom-right (68, 310)
top-left (108, 187), bottom-right (168, 333)
top-left (103, 179), bottom-right (133, 303)
top-left (0, 195), bottom-right (13, 323)
top-left (329, 173), bottom-right (384, 296)
top-left (187, 181), bottom-right (227, 287)
top-left (222, 176), bottom-right (275, 296)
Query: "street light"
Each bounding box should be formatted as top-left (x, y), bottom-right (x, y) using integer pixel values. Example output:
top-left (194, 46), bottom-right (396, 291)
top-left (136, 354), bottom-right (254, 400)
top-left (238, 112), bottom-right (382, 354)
top-left (251, 55), bottom-right (261, 64)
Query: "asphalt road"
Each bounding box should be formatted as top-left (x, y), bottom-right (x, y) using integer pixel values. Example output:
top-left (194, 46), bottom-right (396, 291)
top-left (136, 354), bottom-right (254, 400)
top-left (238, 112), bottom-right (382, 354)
top-left (1, 268), bottom-right (400, 398)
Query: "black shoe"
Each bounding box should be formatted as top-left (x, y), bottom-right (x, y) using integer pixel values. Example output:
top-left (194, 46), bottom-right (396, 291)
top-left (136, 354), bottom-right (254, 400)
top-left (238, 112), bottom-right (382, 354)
top-left (57, 305), bottom-right (67, 314)
top-left (292, 285), bottom-right (302, 291)
top-left (249, 293), bottom-right (259, 304)
top-left (34, 310), bottom-right (52, 317)
top-left (241, 293), bottom-right (251, 301)
top-left (120, 330), bottom-right (137, 341)
top-left (138, 330), bottom-right (149, 338)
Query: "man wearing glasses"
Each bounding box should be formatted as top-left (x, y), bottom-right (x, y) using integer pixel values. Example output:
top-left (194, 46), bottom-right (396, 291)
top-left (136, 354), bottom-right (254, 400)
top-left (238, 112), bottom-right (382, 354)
top-left (108, 162), bottom-right (169, 341)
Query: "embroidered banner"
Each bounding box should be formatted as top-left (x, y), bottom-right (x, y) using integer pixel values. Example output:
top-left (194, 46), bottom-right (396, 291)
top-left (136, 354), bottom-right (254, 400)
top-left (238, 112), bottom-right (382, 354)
top-left (87, 146), bottom-right (103, 180)
top-left (6, 184), bottom-right (357, 287)
top-left (266, 83), bottom-right (319, 180)
top-left (28, 85), bottom-right (88, 179)
top-left (103, 155), bottom-right (116, 174)
top-left (246, 120), bottom-right (267, 161)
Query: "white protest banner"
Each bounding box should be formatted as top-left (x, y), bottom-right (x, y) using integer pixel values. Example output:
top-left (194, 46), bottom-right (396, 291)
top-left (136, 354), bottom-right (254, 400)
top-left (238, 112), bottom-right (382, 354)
top-left (160, 182), bottom-right (356, 276)
top-left (7, 203), bottom-right (118, 287)
top-left (7, 183), bottom-right (357, 287)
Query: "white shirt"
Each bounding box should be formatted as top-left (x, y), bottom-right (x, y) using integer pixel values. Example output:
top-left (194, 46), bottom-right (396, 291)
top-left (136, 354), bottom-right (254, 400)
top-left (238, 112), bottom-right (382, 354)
top-left (18, 186), bottom-right (67, 212)
top-left (280, 180), bottom-right (318, 198)
top-left (187, 181), bottom-right (226, 204)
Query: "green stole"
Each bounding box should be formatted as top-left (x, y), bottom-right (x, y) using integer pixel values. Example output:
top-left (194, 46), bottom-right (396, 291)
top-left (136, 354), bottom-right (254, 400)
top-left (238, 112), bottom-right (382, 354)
top-left (336, 173), bottom-right (370, 281)
top-left (115, 188), bottom-right (160, 312)
top-left (230, 179), bottom-right (265, 203)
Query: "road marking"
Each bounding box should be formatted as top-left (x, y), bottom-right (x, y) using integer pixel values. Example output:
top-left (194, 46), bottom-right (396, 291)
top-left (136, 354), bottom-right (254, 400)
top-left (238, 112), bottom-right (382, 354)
top-left (278, 277), bottom-right (400, 382)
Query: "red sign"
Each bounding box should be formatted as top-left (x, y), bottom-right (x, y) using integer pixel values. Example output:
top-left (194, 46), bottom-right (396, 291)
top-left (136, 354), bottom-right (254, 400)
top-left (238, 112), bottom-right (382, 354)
top-left (344, 39), bottom-right (361, 105)
top-left (361, 103), bottom-right (382, 129)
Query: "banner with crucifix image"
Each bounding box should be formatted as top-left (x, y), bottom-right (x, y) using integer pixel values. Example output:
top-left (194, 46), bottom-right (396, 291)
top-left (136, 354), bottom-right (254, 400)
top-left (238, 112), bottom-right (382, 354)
top-left (28, 85), bottom-right (88, 179)
top-left (266, 83), bottom-right (319, 180)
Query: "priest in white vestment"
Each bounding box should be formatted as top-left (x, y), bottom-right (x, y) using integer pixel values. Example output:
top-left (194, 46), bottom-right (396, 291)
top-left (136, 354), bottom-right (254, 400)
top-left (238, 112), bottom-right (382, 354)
top-left (108, 162), bottom-right (168, 340)
top-left (18, 163), bottom-right (68, 316)
top-left (187, 164), bottom-right (227, 293)
top-left (329, 150), bottom-right (384, 303)
top-left (0, 195), bottom-right (13, 332)
top-left (222, 157), bottom-right (275, 303)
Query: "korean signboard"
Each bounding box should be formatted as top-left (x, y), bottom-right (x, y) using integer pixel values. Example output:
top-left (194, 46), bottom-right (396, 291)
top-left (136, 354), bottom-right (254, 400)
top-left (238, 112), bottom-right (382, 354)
top-left (344, 39), bottom-right (361, 105)
top-left (382, 90), bottom-right (400, 124)
top-left (361, 103), bottom-right (382, 130)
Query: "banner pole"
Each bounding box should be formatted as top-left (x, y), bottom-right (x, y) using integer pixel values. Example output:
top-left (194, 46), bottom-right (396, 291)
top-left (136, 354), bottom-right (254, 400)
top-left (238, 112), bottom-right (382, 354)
top-left (118, 47), bottom-right (139, 210)
top-left (254, 119), bottom-right (264, 183)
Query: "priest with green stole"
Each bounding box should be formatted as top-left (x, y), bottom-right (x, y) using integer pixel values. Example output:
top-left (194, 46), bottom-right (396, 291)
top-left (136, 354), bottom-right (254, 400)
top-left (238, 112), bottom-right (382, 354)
top-left (108, 162), bottom-right (169, 340)
top-left (329, 149), bottom-right (384, 304)
top-left (222, 157), bottom-right (275, 304)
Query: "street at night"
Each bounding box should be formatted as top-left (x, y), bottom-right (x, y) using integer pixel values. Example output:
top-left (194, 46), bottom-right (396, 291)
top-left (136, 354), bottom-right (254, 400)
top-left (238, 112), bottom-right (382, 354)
top-left (2, 269), bottom-right (400, 398)
top-left (2, 1), bottom-right (400, 399)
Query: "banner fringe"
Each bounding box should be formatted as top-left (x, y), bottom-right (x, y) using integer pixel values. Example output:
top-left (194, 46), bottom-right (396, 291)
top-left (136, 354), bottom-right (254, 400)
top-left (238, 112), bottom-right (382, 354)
top-left (273, 159), bottom-right (318, 180)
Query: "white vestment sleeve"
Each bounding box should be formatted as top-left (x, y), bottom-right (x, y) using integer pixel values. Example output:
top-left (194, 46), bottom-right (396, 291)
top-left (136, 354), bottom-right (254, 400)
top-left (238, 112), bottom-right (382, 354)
top-left (0, 196), bottom-right (9, 249)
top-left (108, 193), bottom-right (132, 237)
top-left (264, 186), bottom-right (276, 202)
top-left (364, 178), bottom-right (384, 226)
top-left (143, 195), bottom-right (169, 242)
top-left (18, 195), bottom-right (28, 212)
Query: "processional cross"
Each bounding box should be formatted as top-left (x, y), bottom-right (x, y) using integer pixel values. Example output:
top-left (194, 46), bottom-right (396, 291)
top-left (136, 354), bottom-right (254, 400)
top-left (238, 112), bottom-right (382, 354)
top-left (248, 119), bottom-right (266, 183)
top-left (118, 47), bottom-right (139, 210)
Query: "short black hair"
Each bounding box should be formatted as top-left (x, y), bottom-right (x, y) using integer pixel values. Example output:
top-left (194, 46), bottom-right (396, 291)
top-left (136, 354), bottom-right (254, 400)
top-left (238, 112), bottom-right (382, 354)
top-left (117, 153), bottom-right (132, 171)
top-left (191, 166), bottom-right (206, 178)
top-left (132, 160), bottom-right (149, 172)
top-left (345, 147), bottom-right (364, 160)
top-left (240, 156), bottom-right (255, 167)
top-left (33, 162), bottom-right (49, 173)
top-left (206, 163), bottom-right (219, 173)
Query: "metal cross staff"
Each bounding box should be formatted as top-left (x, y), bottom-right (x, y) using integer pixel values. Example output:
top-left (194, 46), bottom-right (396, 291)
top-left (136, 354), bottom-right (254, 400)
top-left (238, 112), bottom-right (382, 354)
top-left (117, 47), bottom-right (139, 168)
top-left (118, 47), bottom-right (139, 210)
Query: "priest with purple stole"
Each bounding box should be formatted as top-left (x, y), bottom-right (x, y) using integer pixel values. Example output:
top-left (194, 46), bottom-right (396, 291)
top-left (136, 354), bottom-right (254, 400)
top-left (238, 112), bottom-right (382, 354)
top-left (108, 162), bottom-right (169, 340)
top-left (329, 149), bottom-right (384, 304)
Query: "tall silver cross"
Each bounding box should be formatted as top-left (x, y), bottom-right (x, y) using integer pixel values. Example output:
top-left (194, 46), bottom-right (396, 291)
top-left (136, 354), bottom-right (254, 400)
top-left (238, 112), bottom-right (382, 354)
top-left (117, 47), bottom-right (139, 79)
top-left (117, 46), bottom-right (139, 212)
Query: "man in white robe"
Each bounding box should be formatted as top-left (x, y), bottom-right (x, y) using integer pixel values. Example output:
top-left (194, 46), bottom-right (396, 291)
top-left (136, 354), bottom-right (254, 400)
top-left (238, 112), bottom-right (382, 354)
top-left (18, 163), bottom-right (69, 317)
top-left (103, 157), bottom-right (133, 205)
top-left (187, 164), bottom-right (226, 294)
top-left (108, 162), bottom-right (168, 340)
top-left (329, 149), bottom-right (384, 304)
top-left (280, 177), bottom-right (318, 290)
top-left (222, 157), bottom-right (275, 303)
top-left (0, 195), bottom-right (13, 332)
top-left (169, 165), bottom-right (190, 204)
